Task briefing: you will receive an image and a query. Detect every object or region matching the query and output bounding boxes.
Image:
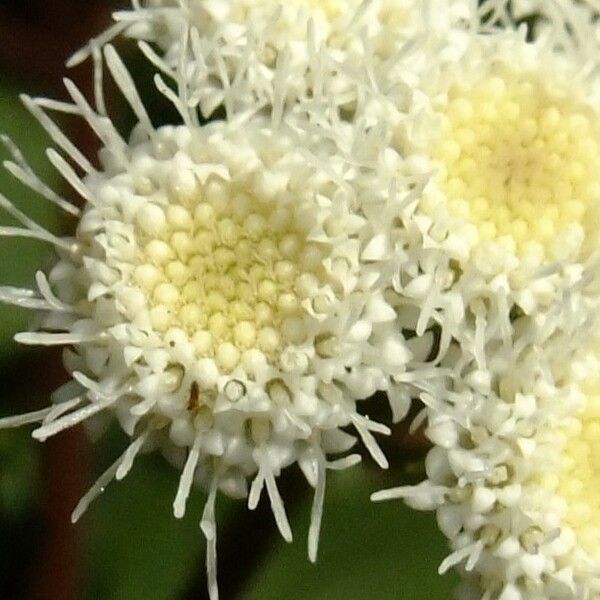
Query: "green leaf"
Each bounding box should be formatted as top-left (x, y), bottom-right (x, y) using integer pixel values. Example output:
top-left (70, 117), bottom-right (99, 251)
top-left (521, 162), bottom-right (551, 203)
top-left (0, 428), bottom-right (40, 518)
top-left (0, 79), bottom-right (64, 360)
top-left (85, 452), bottom-right (205, 600)
top-left (241, 468), bottom-right (456, 600)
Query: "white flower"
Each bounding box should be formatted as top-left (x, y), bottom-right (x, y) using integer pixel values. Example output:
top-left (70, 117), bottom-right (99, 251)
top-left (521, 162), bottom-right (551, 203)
top-left (370, 3), bottom-right (600, 598)
top-left (332, 0), bottom-right (600, 430)
top-left (69, 0), bottom-right (470, 119)
top-left (0, 44), bottom-right (418, 599)
top-left (362, 0), bottom-right (600, 272)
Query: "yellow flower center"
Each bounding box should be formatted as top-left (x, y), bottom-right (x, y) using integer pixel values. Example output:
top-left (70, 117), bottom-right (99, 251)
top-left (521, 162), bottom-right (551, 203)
top-left (302, 0), bottom-right (343, 18)
top-left (539, 391), bottom-right (600, 558)
top-left (433, 72), bottom-right (600, 256)
top-left (130, 179), bottom-right (325, 372)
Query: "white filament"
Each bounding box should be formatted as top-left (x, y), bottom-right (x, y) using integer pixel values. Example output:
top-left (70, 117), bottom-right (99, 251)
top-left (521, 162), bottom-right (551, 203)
top-left (173, 431), bottom-right (202, 518)
top-left (104, 45), bottom-right (155, 137)
top-left (349, 414), bottom-right (389, 469)
top-left (200, 477), bottom-right (219, 600)
top-left (21, 95), bottom-right (94, 174)
top-left (0, 287), bottom-right (52, 310)
top-left (0, 407), bottom-right (53, 429)
top-left (46, 148), bottom-right (96, 205)
top-left (14, 331), bottom-right (98, 346)
top-left (32, 396), bottom-right (114, 441)
top-left (308, 450), bottom-right (326, 563)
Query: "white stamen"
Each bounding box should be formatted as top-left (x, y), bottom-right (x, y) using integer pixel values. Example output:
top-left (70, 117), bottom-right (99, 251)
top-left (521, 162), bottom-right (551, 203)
top-left (71, 453), bottom-right (122, 523)
top-left (0, 226), bottom-right (70, 250)
top-left (32, 98), bottom-right (79, 114)
top-left (371, 486), bottom-right (411, 502)
top-left (409, 408), bottom-right (428, 434)
top-left (46, 148), bottom-right (96, 205)
top-left (71, 371), bottom-right (118, 398)
top-left (248, 471), bottom-right (264, 511)
top-left (32, 397), bottom-right (114, 441)
top-left (66, 21), bottom-right (129, 68)
top-left (308, 450), bottom-right (326, 563)
top-left (129, 396), bottom-right (157, 416)
top-left (62, 78), bottom-right (128, 165)
top-left (326, 454), bottom-right (361, 470)
top-left (138, 41), bottom-right (175, 79)
top-left (104, 45), bottom-right (155, 138)
top-left (0, 286), bottom-right (52, 310)
top-left (44, 396), bottom-right (84, 424)
top-left (35, 271), bottom-right (73, 312)
top-left (111, 7), bottom-right (181, 23)
top-left (14, 331), bottom-right (98, 346)
top-left (271, 45), bottom-right (291, 129)
top-left (1, 134), bottom-right (80, 216)
top-left (438, 542), bottom-right (483, 575)
top-left (92, 44), bottom-right (107, 116)
top-left (264, 464), bottom-right (293, 543)
top-left (0, 192), bottom-right (48, 233)
top-left (154, 74), bottom-right (193, 128)
top-left (21, 95), bottom-right (94, 174)
top-left (349, 414), bottom-right (390, 469)
top-left (116, 429), bottom-right (151, 481)
top-left (173, 432), bottom-right (202, 518)
top-left (0, 407), bottom-right (53, 429)
top-left (283, 408), bottom-right (312, 435)
top-left (200, 477), bottom-right (219, 600)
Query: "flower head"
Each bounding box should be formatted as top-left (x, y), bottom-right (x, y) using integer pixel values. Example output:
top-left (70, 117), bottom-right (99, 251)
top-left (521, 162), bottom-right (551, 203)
top-left (371, 2), bottom-right (600, 597)
top-left (70, 0), bottom-right (470, 119)
top-left (0, 41), bottom-right (417, 598)
top-left (331, 0), bottom-right (600, 431)
top-left (364, 0), bottom-right (600, 277)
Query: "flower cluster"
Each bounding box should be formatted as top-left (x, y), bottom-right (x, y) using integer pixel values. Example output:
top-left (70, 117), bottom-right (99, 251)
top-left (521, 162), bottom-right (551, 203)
top-left (0, 1), bottom-right (453, 597)
top-left (0, 60), bottom-right (410, 600)
top-left (370, 1), bottom-right (600, 598)
top-left (3, 0), bottom-right (600, 598)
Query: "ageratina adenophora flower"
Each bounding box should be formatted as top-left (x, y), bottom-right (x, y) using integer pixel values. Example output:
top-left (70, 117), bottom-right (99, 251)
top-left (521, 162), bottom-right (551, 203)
top-left (343, 0), bottom-right (600, 438)
top-left (367, 0), bottom-right (600, 279)
top-left (0, 44), bottom-right (417, 598)
top-left (69, 0), bottom-right (470, 119)
top-left (370, 2), bottom-right (600, 598)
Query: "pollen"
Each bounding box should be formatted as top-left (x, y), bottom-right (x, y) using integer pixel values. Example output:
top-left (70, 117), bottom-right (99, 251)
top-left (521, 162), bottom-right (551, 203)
top-left (131, 179), bottom-right (324, 371)
top-left (432, 72), bottom-right (600, 257)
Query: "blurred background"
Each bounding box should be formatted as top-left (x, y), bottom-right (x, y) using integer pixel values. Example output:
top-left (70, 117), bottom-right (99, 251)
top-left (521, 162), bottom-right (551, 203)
top-left (0, 1), bottom-right (455, 598)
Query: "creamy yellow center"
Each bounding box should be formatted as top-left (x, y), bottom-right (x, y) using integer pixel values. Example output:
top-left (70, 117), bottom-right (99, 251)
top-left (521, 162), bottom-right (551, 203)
top-left (539, 391), bottom-right (600, 558)
top-left (131, 179), bottom-right (324, 371)
top-left (433, 73), bottom-right (600, 256)
top-left (302, 0), bottom-right (343, 18)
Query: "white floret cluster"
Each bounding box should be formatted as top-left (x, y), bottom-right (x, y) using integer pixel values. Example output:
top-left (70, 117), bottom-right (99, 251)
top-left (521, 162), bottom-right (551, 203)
top-left (371, 1), bottom-right (600, 598)
top-left (0, 2), bottom-right (445, 595)
top-left (376, 296), bottom-right (600, 599)
top-left (5, 0), bottom-right (600, 599)
top-left (71, 0), bottom-right (470, 118)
